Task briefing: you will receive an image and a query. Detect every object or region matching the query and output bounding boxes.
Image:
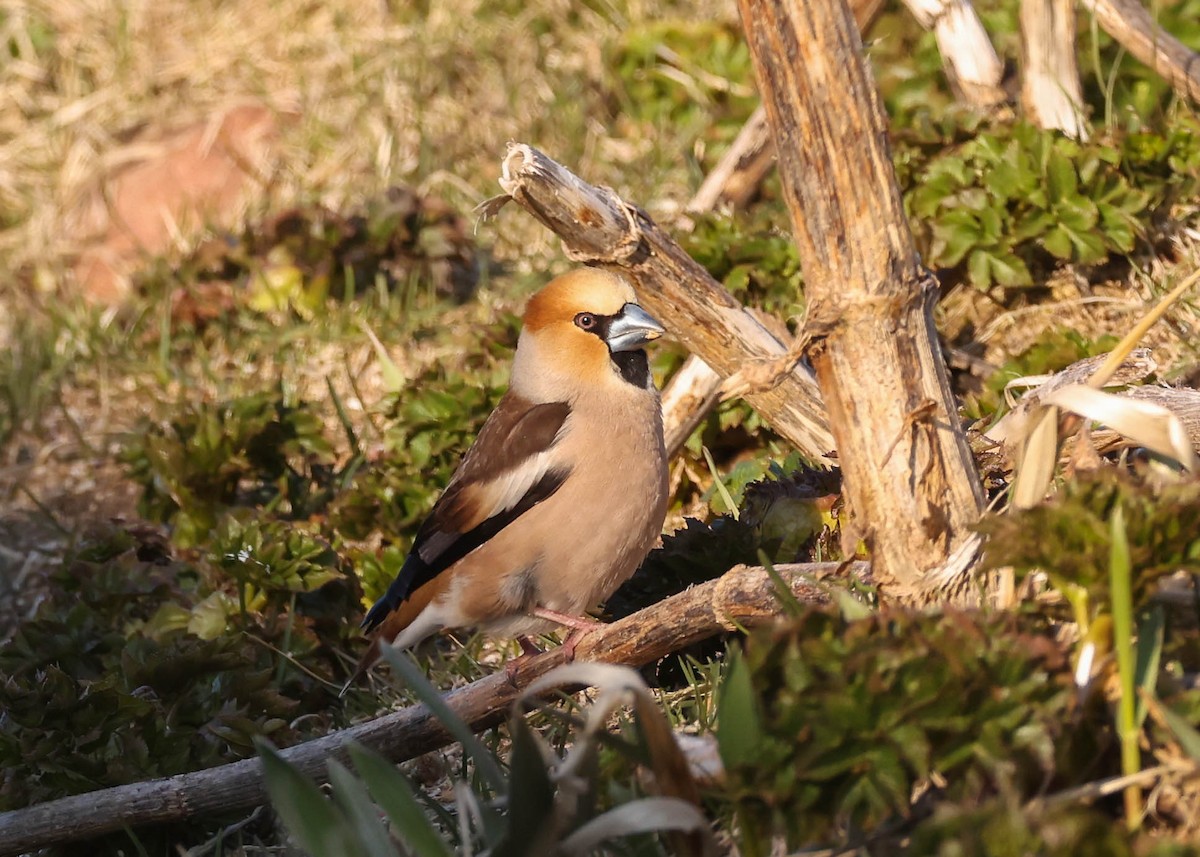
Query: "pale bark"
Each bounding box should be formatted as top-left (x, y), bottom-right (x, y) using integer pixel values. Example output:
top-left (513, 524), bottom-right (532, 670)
top-left (738, 0), bottom-right (986, 603)
top-left (660, 354), bottom-right (723, 457)
top-left (685, 104), bottom-right (776, 216)
top-left (485, 144), bottom-right (836, 463)
top-left (0, 561), bottom-right (868, 856)
top-left (1021, 0), bottom-right (1089, 139)
top-left (683, 0), bottom-right (888, 218)
top-left (902, 0), bottom-right (1007, 107)
top-left (1080, 0), bottom-right (1200, 104)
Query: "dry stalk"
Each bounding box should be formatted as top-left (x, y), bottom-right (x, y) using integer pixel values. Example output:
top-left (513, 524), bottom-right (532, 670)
top-left (1021, 0), bottom-right (1089, 140)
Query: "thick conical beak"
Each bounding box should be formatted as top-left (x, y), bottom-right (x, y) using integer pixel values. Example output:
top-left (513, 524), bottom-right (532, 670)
top-left (605, 304), bottom-right (665, 352)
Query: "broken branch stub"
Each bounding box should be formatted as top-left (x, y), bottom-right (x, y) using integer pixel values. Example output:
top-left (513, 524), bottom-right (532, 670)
top-left (1021, 0), bottom-right (1089, 140)
top-left (739, 0), bottom-right (986, 603)
top-left (902, 0), bottom-right (1007, 107)
top-left (490, 143), bottom-right (835, 463)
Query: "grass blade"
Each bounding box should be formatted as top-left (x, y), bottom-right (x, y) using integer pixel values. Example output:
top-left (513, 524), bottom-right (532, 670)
top-left (1155, 697), bottom-right (1200, 762)
top-left (377, 646), bottom-right (508, 794)
top-left (1134, 606), bottom-right (1164, 730)
top-left (256, 739), bottom-right (362, 857)
top-left (559, 797), bottom-right (711, 854)
top-left (490, 716), bottom-right (558, 857)
top-left (1109, 505), bottom-right (1142, 830)
top-left (327, 759), bottom-right (399, 857)
top-left (359, 319), bottom-right (406, 394)
top-left (347, 743), bottom-right (454, 857)
top-left (716, 648), bottom-right (763, 771)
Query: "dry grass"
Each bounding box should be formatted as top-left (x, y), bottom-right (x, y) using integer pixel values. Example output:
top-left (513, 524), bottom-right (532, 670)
top-left (0, 0), bottom-right (734, 598)
top-left (0, 0), bottom-right (734, 296)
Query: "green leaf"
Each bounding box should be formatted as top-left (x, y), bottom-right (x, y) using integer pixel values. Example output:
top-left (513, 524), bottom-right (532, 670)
top-left (966, 249), bottom-right (994, 289)
top-left (1158, 699), bottom-right (1200, 762)
top-left (1045, 148), bottom-right (1079, 203)
top-left (717, 648), bottom-right (764, 769)
top-left (377, 646), bottom-right (508, 794)
top-left (1134, 607), bottom-right (1164, 730)
top-left (492, 716), bottom-right (557, 857)
top-left (348, 743), bottom-right (453, 857)
top-left (327, 760), bottom-right (398, 857)
top-left (930, 210), bottom-right (981, 267)
top-left (988, 251), bottom-right (1033, 287)
top-left (258, 740), bottom-right (363, 857)
top-left (1042, 226), bottom-right (1074, 260)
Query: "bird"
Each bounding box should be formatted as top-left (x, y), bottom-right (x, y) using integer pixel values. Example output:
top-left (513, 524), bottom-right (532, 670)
top-left (347, 267), bottom-right (670, 689)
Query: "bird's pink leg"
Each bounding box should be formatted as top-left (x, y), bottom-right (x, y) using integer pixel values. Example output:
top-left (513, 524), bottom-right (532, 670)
top-left (531, 607), bottom-right (604, 661)
top-left (505, 612), bottom-right (605, 685)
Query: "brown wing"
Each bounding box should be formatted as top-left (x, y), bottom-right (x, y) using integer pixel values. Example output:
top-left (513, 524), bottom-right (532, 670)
top-left (359, 394), bottom-right (571, 634)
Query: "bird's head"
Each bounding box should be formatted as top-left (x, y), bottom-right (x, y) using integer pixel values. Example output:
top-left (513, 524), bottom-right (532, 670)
top-left (513, 268), bottom-right (666, 400)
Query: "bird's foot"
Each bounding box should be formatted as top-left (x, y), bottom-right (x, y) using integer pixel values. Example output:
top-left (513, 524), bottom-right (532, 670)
top-left (505, 636), bottom-right (544, 686)
top-left (560, 627), bottom-right (594, 661)
top-left (530, 607), bottom-right (604, 660)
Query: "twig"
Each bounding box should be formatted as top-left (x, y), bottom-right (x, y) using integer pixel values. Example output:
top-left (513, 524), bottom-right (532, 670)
top-left (1025, 764), bottom-right (1174, 811)
top-left (0, 561), bottom-right (869, 856)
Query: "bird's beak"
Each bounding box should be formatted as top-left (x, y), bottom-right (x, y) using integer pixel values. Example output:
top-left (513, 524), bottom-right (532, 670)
top-left (605, 304), bottom-right (665, 352)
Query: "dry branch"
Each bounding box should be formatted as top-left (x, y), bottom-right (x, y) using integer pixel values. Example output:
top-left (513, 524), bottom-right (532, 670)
top-left (0, 561), bottom-right (868, 856)
top-left (683, 0), bottom-right (888, 219)
top-left (660, 354), bottom-right (724, 457)
top-left (1080, 0), bottom-right (1200, 104)
top-left (485, 144), bottom-right (835, 463)
top-left (1021, 0), bottom-right (1089, 139)
top-left (685, 105), bottom-right (776, 217)
top-left (903, 0), bottom-right (1007, 107)
top-left (738, 0), bottom-right (986, 603)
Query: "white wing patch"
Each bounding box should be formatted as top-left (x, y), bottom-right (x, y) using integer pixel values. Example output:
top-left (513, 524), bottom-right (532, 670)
top-left (471, 449), bottom-right (556, 523)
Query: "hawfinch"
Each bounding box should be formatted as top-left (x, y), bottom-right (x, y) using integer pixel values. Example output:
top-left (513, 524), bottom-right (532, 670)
top-left (351, 267), bottom-right (669, 685)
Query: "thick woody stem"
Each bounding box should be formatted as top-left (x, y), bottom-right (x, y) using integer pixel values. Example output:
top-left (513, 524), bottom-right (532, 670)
top-left (738, 0), bottom-right (986, 602)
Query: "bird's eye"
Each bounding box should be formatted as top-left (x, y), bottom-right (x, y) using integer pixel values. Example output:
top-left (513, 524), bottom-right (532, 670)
top-left (574, 312), bottom-right (596, 330)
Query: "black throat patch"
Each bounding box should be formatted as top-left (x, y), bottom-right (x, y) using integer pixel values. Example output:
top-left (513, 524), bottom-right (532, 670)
top-left (588, 314), bottom-right (653, 389)
top-left (611, 349), bottom-right (651, 388)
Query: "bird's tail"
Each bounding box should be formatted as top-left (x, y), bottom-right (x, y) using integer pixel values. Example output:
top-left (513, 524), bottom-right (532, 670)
top-left (343, 575), bottom-right (442, 696)
top-left (360, 562), bottom-right (418, 633)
